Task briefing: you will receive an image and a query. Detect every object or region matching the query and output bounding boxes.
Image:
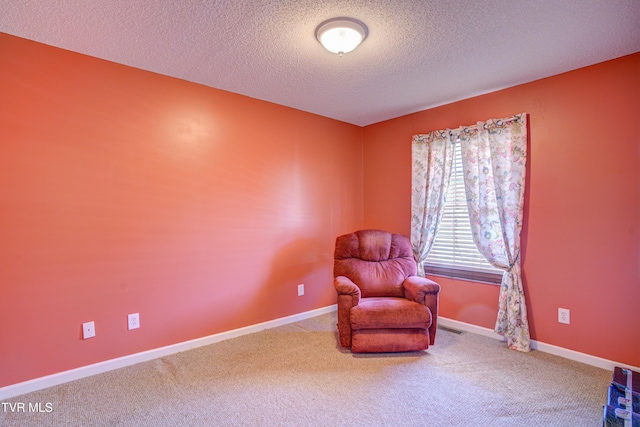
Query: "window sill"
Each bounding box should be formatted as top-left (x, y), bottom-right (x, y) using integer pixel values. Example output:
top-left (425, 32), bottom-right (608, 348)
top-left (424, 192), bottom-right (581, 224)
top-left (422, 265), bottom-right (502, 285)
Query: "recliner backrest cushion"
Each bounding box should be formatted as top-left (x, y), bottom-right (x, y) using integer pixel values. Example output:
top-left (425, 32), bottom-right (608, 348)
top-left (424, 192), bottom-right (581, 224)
top-left (334, 230), bottom-right (417, 298)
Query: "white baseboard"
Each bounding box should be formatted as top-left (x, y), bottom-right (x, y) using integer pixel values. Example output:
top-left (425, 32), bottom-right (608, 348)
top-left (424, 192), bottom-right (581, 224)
top-left (3, 308), bottom-right (637, 400)
top-left (0, 305), bottom-right (338, 400)
top-left (438, 316), bottom-right (640, 372)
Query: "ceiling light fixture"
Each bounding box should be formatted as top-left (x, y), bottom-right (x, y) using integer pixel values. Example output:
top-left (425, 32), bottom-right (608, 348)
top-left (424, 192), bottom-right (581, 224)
top-left (315, 17), bottom-right (368, 57)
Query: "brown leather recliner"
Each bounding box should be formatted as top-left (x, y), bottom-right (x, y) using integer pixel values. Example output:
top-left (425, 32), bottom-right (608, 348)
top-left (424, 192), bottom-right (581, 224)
top-left (334, 229), bottom-right (440, 353)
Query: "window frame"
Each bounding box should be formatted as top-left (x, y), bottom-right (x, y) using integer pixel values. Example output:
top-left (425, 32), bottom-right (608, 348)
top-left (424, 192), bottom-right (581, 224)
top-left (422, 141), bottom-right (503, 285)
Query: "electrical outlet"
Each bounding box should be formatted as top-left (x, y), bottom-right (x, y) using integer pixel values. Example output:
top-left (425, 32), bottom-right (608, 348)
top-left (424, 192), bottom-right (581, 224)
top-left (298, 284), bottom-right (304, 296)
top-left (82, 321), bottom-right (96, 339)
top-left (558, 308), bottom-right (570, 325)
top-left (128, 313), bottom-right (140, 330)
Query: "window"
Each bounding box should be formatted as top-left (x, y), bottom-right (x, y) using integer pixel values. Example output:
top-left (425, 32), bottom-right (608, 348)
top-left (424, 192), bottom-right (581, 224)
top-left (422, 142), bottom-right (503, 284)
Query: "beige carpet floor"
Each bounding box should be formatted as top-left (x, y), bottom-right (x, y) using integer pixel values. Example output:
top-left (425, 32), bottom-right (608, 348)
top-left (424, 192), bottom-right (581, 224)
top-left (1, 312), bottom-right (611, 426)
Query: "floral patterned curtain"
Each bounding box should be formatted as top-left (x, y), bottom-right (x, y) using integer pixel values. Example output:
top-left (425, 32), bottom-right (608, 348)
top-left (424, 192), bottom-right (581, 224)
top-left (411, 113), bottom-right (530, 352)
top-left (410, 131), bottom-right (454, 276)
top-left (457, 113), bottom-right (530, 352)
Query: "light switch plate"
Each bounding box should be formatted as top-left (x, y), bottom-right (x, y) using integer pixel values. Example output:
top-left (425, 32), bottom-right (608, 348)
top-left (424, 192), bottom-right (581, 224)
top-left (82, 321), bottom-right (96, 339)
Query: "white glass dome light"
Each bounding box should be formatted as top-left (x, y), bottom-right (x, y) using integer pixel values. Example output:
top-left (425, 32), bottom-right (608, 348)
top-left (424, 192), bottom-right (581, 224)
top-left (316, 18), bottom-right (368, 56)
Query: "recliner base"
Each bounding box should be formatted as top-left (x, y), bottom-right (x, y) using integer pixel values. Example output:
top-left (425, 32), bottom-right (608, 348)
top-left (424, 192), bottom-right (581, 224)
top-left (350, 328), bottom-right (429, 353)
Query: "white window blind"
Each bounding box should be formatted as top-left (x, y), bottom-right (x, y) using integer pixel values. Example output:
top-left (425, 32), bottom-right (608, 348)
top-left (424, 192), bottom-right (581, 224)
top-left (423, 142), bottom-right (503, 284)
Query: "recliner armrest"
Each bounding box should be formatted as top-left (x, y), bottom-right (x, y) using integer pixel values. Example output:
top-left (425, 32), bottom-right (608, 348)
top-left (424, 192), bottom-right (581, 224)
top-left (334, 276), bottom-right (361, 348)
top-left (334, 275), bottom-right (361, 306)
top-left (403, 276), bottom-right (440, 304)
top-left (403, 276), bottom-right (440, 345)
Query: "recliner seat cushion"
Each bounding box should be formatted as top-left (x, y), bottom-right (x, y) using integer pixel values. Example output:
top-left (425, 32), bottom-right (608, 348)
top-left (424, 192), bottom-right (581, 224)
top-left (350, 297), bottom-right (431, 330)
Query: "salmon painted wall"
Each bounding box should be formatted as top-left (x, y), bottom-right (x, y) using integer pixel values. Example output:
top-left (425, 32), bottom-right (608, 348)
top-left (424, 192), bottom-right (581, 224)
top-left (0, 33), bottom-right (363, 387)
top-left (363, 53), bottom-right (640, 367)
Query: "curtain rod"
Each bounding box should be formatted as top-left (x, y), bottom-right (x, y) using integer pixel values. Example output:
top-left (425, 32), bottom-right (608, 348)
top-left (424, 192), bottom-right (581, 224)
top-left (446, 115), bottom-right (523, 137)
top-left (413, 113), bottom-right (526, 140)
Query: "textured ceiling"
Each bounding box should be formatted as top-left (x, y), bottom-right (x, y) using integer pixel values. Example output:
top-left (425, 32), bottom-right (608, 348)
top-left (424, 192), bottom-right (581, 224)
top-left (1, 0), bottom-right (639, 126)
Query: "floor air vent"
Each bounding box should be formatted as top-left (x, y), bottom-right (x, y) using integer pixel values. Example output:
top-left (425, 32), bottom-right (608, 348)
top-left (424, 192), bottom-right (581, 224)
top-left (438, 325), bottom-right (463, 334)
